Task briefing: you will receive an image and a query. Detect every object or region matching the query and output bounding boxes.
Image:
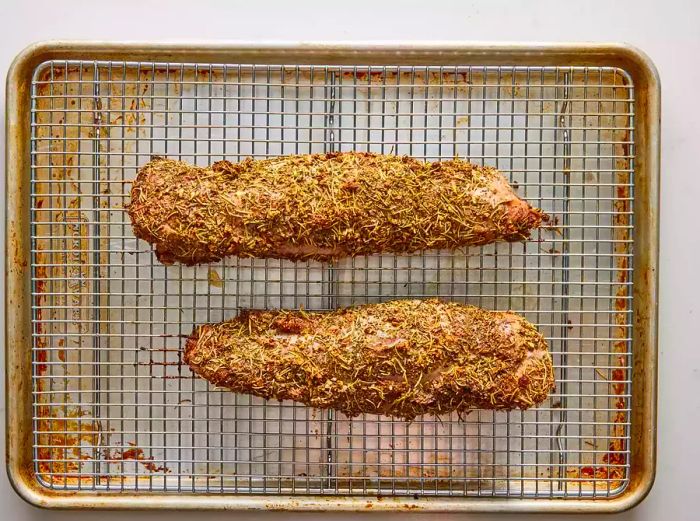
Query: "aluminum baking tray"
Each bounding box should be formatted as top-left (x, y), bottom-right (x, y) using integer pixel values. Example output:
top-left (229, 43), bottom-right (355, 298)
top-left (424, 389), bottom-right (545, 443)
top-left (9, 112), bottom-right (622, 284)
top-left (5, 42), bottom-right (659, 512)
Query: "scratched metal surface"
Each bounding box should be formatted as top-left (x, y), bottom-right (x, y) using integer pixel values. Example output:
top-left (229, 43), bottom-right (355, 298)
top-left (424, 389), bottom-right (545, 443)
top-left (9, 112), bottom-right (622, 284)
top-left (29, 61), bottom-right (633, 497)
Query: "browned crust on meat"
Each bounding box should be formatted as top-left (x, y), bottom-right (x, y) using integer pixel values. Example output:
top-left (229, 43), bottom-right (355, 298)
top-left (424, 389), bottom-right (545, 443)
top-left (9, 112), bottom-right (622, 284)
top-left (184, 299), bottom-right (555, 420)
top-left (127, 152), bottom-right (547, 265)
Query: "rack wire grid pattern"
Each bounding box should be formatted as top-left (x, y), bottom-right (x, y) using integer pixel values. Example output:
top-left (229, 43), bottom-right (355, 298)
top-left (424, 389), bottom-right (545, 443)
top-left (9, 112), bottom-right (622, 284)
top-left (29, 60), bottom-right (635, 499)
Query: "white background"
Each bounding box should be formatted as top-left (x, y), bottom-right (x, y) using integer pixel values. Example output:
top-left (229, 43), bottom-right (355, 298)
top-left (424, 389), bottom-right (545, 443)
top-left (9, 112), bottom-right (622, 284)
top-left (1, 0), bottom-right (697, 519)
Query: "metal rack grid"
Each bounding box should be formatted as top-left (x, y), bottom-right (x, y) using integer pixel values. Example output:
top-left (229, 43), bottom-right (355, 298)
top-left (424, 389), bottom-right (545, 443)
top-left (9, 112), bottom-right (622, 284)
top-left (29, 60), bottom-right (634, 498)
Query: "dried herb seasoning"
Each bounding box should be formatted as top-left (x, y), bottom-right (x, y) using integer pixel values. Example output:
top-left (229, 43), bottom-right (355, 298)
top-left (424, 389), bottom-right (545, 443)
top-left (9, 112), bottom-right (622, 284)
top-left (184, 299), bottom-right (554, 420)
top-left (127, 152), bottom-right (546, 264)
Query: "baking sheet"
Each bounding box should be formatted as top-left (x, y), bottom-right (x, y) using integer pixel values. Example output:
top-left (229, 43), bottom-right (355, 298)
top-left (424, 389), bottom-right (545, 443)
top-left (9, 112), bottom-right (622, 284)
top-left (29, 61), bottom-right (633, 498)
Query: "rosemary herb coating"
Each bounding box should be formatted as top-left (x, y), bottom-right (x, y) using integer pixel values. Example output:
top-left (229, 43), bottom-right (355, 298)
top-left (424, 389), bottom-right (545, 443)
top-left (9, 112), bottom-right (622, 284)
top-left (184, 299), bottom-right (554, 420)
top-left (128, 152), bottom-right (546, 264)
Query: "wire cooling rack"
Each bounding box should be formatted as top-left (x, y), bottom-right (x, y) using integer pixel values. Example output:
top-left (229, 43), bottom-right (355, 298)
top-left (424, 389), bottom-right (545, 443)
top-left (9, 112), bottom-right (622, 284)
top-left (29, 60), bottom-right (634, 498)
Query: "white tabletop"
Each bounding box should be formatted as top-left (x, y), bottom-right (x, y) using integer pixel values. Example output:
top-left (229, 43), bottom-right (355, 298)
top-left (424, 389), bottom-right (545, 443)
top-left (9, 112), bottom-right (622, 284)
top-left (1, 0), bottom-right (697, 519)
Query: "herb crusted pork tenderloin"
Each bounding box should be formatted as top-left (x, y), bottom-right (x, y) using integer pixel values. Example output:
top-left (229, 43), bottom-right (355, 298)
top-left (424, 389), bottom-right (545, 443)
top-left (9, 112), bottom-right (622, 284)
top-left (184, 299), bottom-right (554, 420)
top-left (127, 152), bottom-right (547, 264)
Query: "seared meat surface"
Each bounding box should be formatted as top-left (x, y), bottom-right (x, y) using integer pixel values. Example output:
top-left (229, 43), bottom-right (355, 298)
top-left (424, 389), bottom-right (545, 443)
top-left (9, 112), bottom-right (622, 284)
top-left (184, 299), bottom-right (554, 420)
top-left (128, 152), bottom-right (546, 264)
